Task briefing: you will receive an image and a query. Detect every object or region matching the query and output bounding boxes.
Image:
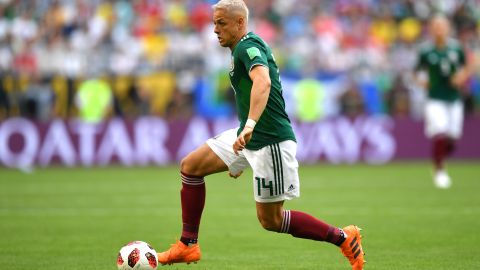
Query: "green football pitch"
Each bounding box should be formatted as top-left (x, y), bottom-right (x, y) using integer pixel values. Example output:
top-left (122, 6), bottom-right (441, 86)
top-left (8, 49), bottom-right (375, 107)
top-left (1, 162), bottom-right (479, 270)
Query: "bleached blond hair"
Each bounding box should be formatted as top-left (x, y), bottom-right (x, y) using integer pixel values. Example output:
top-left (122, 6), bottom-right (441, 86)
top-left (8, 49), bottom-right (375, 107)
top-left (213, 0), bottom-right (249, 23)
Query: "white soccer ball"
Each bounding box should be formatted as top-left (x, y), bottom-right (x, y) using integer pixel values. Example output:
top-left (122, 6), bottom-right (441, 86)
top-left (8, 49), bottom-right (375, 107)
top-left (117, 241), bottom-right (158, 270)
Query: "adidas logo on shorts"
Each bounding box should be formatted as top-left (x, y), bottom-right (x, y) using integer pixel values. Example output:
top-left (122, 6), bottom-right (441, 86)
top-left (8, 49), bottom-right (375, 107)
top-left (288, 184), bottom-right (295, 192)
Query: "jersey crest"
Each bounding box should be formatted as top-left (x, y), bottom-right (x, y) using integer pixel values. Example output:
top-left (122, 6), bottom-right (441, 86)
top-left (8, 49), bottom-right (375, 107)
top-left (428, 53), bottom-right (438, 64)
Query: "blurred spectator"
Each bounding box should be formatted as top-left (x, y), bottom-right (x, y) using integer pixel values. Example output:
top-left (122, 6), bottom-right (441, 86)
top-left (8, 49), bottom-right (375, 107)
top-left (20, 75), bottom-right (53, 121)
top-left (0, 0), bottom-right (478, 121)
top-left (166, 90), bottom-right (194, 120)
top-left (13, 40), bottom-right (37, 76)
top-left (386, 76), bottom-right (411, 118)
top-left (0, 72), bottom-right (10, 118)
top-left (340, 83), bottom-right (364, 118)
top-left (10, 9), bottom-right (37, 44)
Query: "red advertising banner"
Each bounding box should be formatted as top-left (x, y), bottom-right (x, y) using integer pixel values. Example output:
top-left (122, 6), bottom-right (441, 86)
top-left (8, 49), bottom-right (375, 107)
top-left (0, 116), bottom-right (479, 168)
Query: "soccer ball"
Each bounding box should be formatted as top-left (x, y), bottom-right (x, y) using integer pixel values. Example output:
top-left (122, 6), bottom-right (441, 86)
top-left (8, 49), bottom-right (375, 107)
top-left (117, 241), bottom-right (158, 270)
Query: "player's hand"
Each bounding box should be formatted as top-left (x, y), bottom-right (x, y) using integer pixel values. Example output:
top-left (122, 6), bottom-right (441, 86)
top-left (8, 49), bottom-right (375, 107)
top-left (228, 170), bottom-right (243, 179)
top-left (415, 71), bottom-right (429, 90)
top-left (233, 126), bottom-right (253, 155)
top-left (451, 69), bottom-right (468, 89)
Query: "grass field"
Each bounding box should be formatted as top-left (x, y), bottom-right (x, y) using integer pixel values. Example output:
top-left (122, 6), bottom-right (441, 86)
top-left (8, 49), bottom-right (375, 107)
top-left (1, 162), bottom-right (479, 270)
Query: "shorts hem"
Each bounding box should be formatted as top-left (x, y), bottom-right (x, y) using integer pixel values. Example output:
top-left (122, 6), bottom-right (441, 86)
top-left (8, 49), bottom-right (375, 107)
top-left (254, 194), bottom-right (299, 203)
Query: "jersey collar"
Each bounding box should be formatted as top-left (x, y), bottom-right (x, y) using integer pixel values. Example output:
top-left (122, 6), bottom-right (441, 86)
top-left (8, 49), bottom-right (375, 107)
top-left (232, 31), bottom-right (253, 54)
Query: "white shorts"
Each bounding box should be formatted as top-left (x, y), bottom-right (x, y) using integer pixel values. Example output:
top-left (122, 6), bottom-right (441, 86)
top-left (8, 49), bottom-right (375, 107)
top-left (206, 129), bottom-right (300, 203)
top-left (425, 99), bottom-right (464, 139)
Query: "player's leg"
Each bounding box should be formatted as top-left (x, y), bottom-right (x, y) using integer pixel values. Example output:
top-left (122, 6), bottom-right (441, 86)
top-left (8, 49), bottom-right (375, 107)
top-left (245, 141), bottom-right (365, 269)
top-left (432, 134), bottom-right (449, 170)
top-left (255, 201), bottom-right (346, 245)
top-left (254, 190), bottom-right (365, 270)
top-left (158, 143), bottom-right (228, 265)
top-left (158, 129), bottom-right (249, 265)
top-left (179, 128), bottom-right (249, 245)
top-left (181, 143), bottom-right (229, 176)
top-left (179, 143), bottom-right (228, 246)
top-left (425, 99), bottom-right (451, 188)
top-left (434, 100), bottom-right (464, 189)
top-left (425, 100), bottom-right (449, 171)
top-left (446, 100), bottom-right (464, 157)
top-left (249, 141), bottom-right (344, 243)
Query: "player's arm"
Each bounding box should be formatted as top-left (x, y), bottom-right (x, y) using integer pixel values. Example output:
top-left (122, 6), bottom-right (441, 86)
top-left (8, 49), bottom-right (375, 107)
top-left (233, 65), bottom-right (271, 155)
top-left (414, 50), bottom-right (429, 90)
top-left (451, 67), bottom-right (470, 89)
top-left (247, 65), bottom-right (271, 123)
top-left (451, 48), bottom-right (473, 89)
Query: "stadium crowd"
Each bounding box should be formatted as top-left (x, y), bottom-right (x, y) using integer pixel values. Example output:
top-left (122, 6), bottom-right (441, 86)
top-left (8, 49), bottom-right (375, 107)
top-left (0, 0), bottom-right (479, 122)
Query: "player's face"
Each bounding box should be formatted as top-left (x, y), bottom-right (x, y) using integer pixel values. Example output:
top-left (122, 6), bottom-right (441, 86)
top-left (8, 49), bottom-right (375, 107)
top-left (213, 8), bottom-right (240, 48)
top-left (430, 17), bottom-right (450, 41)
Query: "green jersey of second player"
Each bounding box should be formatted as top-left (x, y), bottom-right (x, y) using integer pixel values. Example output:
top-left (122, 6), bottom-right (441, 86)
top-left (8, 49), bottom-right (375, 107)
top-left (417, 40), bottom-right (466, 102)
top-left (229, 32), bottom-right (296, 150)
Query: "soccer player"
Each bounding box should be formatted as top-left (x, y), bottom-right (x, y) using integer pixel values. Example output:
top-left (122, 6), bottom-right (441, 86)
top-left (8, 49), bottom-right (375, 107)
top-left (416, 15), bottom-right (471, 189)
top-left (157, 1), bottom-right (365, 269)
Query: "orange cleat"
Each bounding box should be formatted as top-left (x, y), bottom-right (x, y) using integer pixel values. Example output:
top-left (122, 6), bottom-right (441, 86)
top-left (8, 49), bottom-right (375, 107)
top-left (157, 240), bottom-right (201, 265)
top-left (340, 225), bottom-right (366, 270)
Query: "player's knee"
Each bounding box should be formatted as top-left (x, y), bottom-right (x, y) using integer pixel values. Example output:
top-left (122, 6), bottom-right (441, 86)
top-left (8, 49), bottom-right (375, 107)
top-left (180, 155), bottom-right (199, 176)
top-left (257, 214), bottom-right (282, 232)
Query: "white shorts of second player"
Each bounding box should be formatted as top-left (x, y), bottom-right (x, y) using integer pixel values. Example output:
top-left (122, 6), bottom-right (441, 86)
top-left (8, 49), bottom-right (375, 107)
top-left (206, 128), bottom-right (300, 203)
top-left (425, 99), bottom-right (464, 139)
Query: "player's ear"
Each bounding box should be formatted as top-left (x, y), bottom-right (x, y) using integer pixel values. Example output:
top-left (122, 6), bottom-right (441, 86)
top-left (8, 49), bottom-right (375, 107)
top-left (238, 17), bottom-right (245, 30)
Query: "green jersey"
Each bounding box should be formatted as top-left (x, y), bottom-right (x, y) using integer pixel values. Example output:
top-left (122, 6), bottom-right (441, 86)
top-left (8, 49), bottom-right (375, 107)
top-left (417, 40), bottom-right (466, 102)
top-left (230, 32), bottom-right (296, 150)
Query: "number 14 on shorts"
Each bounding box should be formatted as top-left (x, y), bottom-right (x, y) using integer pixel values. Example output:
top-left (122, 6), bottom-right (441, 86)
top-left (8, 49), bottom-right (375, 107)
top-left (255, 177), bottom-right (284, 197)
